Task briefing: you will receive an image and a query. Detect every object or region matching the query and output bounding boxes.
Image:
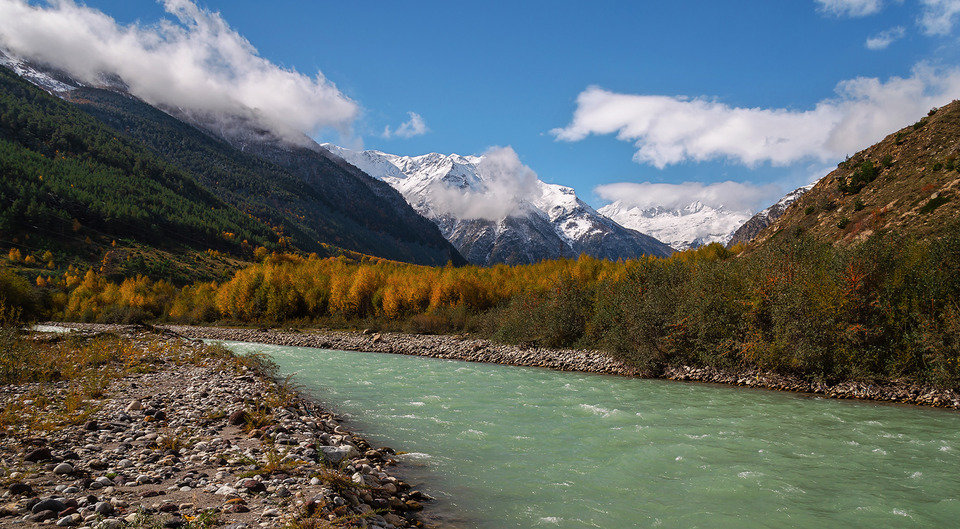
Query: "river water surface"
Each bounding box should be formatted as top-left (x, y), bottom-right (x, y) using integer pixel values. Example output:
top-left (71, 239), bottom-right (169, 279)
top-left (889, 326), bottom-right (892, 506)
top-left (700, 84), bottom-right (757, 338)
top-left (219, 341), bottom-right (960, 529)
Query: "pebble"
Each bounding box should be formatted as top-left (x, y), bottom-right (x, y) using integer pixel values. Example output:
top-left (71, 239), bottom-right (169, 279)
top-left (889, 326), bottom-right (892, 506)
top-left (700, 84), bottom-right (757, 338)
top-left (0, 326), bottom-right (428, 529)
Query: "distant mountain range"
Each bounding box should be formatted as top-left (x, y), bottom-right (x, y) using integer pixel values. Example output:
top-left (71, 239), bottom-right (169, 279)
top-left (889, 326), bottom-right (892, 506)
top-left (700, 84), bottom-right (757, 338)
top-left (323, 145), bottom-right (674, 265)
top-left (3, 48), bottom-right (837, 272)
top-left (597, 201), bottom-right (754, 251)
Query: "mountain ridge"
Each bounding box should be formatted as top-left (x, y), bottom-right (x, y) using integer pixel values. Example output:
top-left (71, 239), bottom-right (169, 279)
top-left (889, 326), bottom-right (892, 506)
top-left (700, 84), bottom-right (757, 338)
top-left (727, 185), bottom-right (812, 247)
top-left (599, 200), bottom-right (753, 250)
top-left (0, 52), bottom-right (466, 267)
top-left (324, 144), bottom-right (674, 265)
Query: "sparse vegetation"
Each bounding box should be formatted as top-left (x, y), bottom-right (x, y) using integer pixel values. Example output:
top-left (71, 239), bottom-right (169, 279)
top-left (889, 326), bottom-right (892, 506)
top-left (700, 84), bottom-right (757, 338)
top-left (838, 160), bottom-right (879, 195)
top-left (920, 194), bottom-right (952, 214)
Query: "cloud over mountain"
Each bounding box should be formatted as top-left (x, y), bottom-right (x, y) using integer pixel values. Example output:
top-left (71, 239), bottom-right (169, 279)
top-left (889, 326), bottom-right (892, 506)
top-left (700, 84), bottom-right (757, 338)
top-left (552, 64), bottom-right (960, 168)
top-left (0, 0), bottom-right (358, 143)
top-left (427, 146), bottom-right (539, 221)
top-left (595, 181), bottom-right (782, 212)
top-left (383, 112), bottom-right (428, 139)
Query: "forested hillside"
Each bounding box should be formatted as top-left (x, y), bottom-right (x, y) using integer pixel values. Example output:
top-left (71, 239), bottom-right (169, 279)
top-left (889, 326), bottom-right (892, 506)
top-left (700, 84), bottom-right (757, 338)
top-left (0, 66), bottom-right (279, 282)
top-left (69, 87), bottom-right (464, 266)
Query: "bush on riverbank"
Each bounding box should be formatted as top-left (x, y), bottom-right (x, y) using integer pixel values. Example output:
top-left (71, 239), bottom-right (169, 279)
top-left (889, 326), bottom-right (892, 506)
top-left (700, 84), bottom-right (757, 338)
top-left (4, 223), bottom-right (960, 388)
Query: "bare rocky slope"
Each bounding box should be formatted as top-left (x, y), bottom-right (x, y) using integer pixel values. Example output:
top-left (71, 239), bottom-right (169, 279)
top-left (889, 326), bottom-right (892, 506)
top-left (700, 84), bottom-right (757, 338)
top-left (727, 185), bottom-right (812, 247)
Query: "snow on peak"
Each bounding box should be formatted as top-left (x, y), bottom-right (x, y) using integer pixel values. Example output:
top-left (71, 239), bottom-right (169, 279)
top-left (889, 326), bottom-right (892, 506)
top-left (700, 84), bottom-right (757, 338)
top-left (0, 51), bottom-right (77, 93)
top-left (324, 144), bottom-right (672, 264)
top-left (599, 200), bottom-right (752, 251)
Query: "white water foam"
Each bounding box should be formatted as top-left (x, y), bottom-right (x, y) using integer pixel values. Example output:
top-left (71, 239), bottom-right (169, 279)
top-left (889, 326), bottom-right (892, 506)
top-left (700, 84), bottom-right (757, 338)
top-left (579, 404), bottom-right (621, 417)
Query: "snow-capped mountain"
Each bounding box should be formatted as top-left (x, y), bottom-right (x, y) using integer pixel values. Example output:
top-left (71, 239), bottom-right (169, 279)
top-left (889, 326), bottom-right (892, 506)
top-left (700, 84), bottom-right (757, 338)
top-left (323, 145), bottom-right (674, 265)
top-left (598, 201), bottom-right (753, 251)
top-left (727, 185), bottom-right (814, 246)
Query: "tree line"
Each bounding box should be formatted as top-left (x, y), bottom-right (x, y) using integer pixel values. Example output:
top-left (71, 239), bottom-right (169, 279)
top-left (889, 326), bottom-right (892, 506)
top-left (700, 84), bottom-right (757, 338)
top-left (4, 224), bottom-right (956, 389)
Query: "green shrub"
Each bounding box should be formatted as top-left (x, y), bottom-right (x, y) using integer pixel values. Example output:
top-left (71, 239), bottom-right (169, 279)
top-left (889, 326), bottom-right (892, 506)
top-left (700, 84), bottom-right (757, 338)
top-left (0, 269), bottom-right (40, 323)
top-left (919, 195), bottom-right (951, 214)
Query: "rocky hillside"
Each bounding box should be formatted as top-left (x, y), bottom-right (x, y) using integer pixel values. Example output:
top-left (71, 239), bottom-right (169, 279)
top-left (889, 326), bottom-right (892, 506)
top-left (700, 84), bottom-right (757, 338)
top-left (752, 101), bottom-right (960, 248)
top-left (324, 145), bottom-right (673, 265)
top-left (727, 185), bottom-right (811, 247)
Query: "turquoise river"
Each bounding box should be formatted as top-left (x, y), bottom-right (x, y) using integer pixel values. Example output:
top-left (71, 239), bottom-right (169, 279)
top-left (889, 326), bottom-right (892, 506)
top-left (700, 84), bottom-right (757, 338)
top-left (219, 341), bottom-right (960, 529)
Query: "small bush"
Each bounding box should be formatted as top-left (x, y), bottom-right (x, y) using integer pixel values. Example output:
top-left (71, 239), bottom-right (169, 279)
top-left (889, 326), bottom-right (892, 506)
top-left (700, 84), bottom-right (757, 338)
top-left (804, 206), bottom-right (816, 215)
top-left (0, 269), bottom-right (40, 322)
top-left (920, 195), bottom-right (951, 214)
top-left (837, 217), bottom-right (851, 229)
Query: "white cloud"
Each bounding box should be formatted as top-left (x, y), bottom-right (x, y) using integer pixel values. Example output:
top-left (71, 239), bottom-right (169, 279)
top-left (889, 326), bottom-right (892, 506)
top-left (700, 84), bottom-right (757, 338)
top-left (0, 0), bottom-right (358, 144)
top-left (815, 0), bottom-right (884, 17)
top-left (552, 64), bottom-right (960, 168)
top-left (865, 26), bottom-right (906, 49)
top-left (427, 146), bottom-right (539, 221)
top-left (919, 0), bottom-right (960, 35)
top-left (595, 181), bottom-right (782, 212)
top-left (382, 112), bottom-right (428, 139)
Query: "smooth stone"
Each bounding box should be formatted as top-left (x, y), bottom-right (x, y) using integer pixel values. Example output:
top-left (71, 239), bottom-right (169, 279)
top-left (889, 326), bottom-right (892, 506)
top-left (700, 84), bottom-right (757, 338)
top-left (8, 482), bottom-right (33, 496)
top-left (25, 448), bottom-right (53, 463)
top-left (32, 498), bottom-right (66, 514)
top-left (54, 463), bottom-right (74, 475)
top-left (56, 514), bottom-right (80, 527)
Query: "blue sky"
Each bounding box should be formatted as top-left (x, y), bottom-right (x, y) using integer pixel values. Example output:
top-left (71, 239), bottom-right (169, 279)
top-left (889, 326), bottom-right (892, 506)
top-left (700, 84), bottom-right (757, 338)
top-left (10, 0), bottom-right (960, 210)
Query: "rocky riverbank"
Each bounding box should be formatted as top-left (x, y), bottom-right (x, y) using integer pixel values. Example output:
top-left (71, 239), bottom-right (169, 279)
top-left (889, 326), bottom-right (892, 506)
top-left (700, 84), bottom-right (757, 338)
top-left (1, 328), bottom-right (433, 529)
top-left (45, 322), bottom-right (960, 410)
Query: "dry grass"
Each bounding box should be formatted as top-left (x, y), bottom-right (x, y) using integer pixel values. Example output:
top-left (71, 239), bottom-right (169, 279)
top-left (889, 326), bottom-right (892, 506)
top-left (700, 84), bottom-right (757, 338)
top-left (240, 440), bottom-right (301, 477)
top-left (0, 328), bottom-right (228, 431)
top-left (285, 501), bottom-right (380, 529)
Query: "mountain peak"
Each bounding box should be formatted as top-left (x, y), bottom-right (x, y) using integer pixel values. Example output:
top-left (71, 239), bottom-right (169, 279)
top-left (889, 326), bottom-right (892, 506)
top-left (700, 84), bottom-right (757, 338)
top-left (326, 145), bottom-right (673, 264)
top-left (599, 199), bottom-right (751, 251)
